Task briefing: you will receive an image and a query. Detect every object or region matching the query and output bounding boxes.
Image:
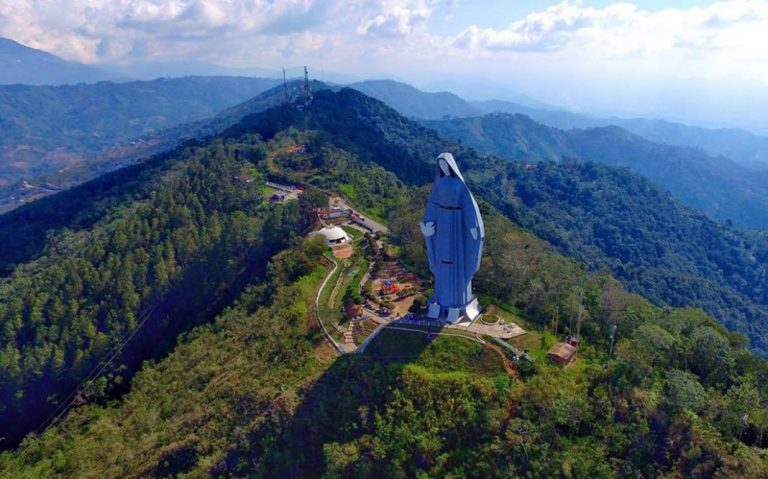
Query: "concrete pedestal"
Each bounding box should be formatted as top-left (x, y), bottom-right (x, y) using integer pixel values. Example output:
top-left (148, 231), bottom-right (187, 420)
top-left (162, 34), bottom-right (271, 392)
top-left (427, 297), bottom-right (481, 324)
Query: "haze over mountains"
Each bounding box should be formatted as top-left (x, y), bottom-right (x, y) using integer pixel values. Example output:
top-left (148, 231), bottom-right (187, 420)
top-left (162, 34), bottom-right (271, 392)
top-left (424, 113), bottom-right (768, 229)
top-left (5, 63), bottom-right (768, 232)
top-left (0, 38), bottom-right (114, 85)
top-left (0, 37), bottom-right (356, 86)
top-left (353, 79), bottom-right (768, 170)
top-left (6, 34), bottom-right (768, 152)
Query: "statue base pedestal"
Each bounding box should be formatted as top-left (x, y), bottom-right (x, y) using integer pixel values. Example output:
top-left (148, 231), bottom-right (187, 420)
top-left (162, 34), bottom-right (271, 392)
top-left (427, 298), bottom-right (481, 324)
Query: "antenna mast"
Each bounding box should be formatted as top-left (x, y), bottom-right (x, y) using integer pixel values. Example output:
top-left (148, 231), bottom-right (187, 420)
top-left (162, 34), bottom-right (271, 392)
top-left (303, 66), bottom-right (313, 103)
top-left (283, 68), bottom-right (289, 104)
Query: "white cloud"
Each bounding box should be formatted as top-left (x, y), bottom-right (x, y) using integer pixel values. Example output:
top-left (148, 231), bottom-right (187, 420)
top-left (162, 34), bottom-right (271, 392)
top-left (1, 0), bottom-right (767, 113)
top-left (0, 0), bottom-right (455, 63)
top-left (453, 0), bottom-right (768, 61)
top-left (356, 1), bottom-right (432, 37)
top-left (0, 0), bottom-right (343, 63)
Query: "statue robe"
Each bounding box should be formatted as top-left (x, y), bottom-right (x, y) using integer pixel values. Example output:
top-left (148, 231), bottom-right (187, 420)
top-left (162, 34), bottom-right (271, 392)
top-left (423, 153), bottom-right (484, 313)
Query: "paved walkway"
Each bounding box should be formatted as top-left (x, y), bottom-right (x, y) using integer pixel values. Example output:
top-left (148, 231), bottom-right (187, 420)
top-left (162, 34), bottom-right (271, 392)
top-left (331, 197), bottom-right (388, 234)
top-left (314, 257), bottom-right (345, 355)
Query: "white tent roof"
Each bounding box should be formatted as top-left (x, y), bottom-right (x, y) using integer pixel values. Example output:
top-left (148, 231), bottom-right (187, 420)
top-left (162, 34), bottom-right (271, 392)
top-left (310, 226), bottom-right (350, 242)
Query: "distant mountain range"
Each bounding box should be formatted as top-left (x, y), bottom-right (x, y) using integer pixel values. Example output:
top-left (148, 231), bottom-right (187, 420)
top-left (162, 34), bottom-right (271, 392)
top-left (0, 77), bottom-right (280, 186)
top-left (5, 38), bottom-right (768, 230)
top-left (348, 80), bottom-right (480, 119)
top-left (5, 76), bottom-right (768, 230)
top-left (346, 80), bottom-right (768, 228)
top-left (423, 113), bottom-right (768, 229)
top-left (350, 79), bottom-right (768, 170)
top-left (471, 100), bottom-right (768, 171)
top-left (0, 38), bottom-right (115, 85)
top-left (0, 37), bottom-right (359, 86)
top-left (5, 36), bottom-right (768, 171)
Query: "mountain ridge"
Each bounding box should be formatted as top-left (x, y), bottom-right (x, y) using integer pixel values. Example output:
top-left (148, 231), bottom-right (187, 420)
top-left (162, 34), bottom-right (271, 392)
top-left (253, 88), bottom-right (768, 354)
top-left (0, 76), bottom-right (281, 193)
top-left (4, 85), bottom-right (768, 356)
top-left (0, 85), bottom-right (767, 477)
top-left (424, 112), bottom-right (768, 229)
top-left (353, 78), bottom-right (768, 168)
top-left (0, 37), bottom-right (114, 85)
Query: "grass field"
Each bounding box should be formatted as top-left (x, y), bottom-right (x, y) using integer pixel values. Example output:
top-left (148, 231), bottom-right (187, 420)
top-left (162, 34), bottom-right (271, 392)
top-left (509, 330), bottom-right (556, 362)
top-left (364, 329), bottom-right (506, 377)
top-left (341, 224), bottom-right (363, 240)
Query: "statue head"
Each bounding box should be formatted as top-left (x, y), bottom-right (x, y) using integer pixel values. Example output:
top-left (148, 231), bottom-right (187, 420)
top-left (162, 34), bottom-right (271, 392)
top-left (436, 152), bottom-right (464, 181)
top-left (438, 158), bottom-right (452, 177)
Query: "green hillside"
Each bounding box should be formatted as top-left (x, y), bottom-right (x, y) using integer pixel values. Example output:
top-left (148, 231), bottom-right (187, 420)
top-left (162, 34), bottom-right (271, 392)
top-left (0, 76), bottom-right (280, 187)
top-left (240, 88), bottom-right (768, 356)
top-left (0, 79), bottom-right (327, 213)
top-left (1, 87), bottom-right (768, 477)
top-left (5, 224), bottom-right (767, 477)
top-left (0, 131), bottom-right (311, 446)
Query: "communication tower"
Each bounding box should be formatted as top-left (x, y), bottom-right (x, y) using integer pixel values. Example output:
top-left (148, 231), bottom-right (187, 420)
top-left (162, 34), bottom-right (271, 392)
top-left (302, 66), bottom-right (313, 104)
top-left (283, 68), bottom-right (289, 104)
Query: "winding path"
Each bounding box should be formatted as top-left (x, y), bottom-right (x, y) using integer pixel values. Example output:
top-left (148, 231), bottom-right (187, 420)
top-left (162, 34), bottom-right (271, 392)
top-left (315, 256), bottom-right (346, 355)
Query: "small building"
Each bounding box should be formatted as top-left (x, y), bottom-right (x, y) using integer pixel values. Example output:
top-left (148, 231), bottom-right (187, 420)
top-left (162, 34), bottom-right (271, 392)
top-left (317, 207), bottom-right (349, 221)
top-left (309, 226), bottom-right (352, 246)
top-left (265, 181), bottom-right (304, 194)
top-left (547, 342), bottom-right (577, 366)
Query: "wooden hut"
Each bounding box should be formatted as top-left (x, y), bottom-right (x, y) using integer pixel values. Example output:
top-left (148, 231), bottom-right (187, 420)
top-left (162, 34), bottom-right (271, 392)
top-left (547, 342), bottom-right (577, 366)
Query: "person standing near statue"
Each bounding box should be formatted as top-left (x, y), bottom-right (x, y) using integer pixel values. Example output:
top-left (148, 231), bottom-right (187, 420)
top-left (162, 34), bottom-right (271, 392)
top-left (420, 152), bottom-right (485, 323)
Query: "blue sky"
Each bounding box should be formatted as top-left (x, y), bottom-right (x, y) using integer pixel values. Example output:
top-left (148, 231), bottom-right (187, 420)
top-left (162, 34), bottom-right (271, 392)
top-left (431, 1), bottom-right (722, 33)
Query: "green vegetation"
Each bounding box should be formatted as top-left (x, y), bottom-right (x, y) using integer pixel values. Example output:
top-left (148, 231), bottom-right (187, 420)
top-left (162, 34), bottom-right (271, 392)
top-left (0, 77), bottom-right (280, 186)
top-left (278, 89), bottom-right (768, 356)
top-left (1, 86), bottom-right (768, 477)
top-left (4, 178), bottom-right (767, 477)
top-left (340, 224), bottom-right (362, 240)
top-left (366, 329), bottom-right (506, 375)
top-left (495, 159), bottom-right (768, 355)
top-left (424, 113), bottom-right (768, 229)
top-left (0, 240), bottom-right (333, 477)
top-left (0, 133), bottom-right (313, 446)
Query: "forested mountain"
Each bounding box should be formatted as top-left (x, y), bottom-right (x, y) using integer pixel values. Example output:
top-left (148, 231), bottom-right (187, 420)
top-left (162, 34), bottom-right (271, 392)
top-left (2, 87), bottom-right (768, 477)
top-left (349, 79), bottom-right (481, 119)
top-left (0, 76), bottom-right (280, 188)
top-left (0, 130), bottom-right (313, 446)
top-left (226, 88), bottom-right (768, 354)
top-left (8, 74), bottom-right (768, 237)
top-left (0, 79), bottom-right (328, 213)
top-left (0, 38), bottom-right (114, 86)
top-left (475, 98), bottom-right (768, 168)
top-left (349, 78), bottom-right (768, 169)
top-left (424, 113), bottom-right (768, 229)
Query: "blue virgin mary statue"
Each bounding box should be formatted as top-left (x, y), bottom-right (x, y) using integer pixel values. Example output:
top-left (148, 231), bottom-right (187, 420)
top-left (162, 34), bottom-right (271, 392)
top-left (420, 153), bottom-right (484, 323)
